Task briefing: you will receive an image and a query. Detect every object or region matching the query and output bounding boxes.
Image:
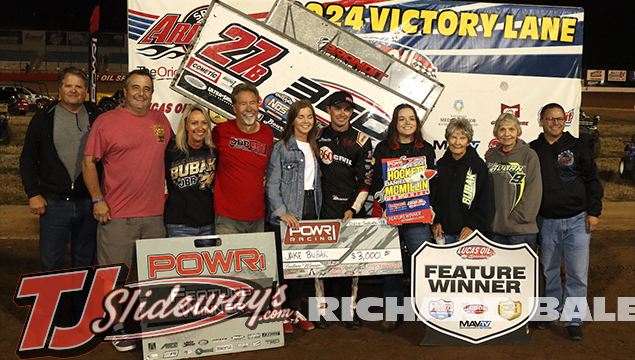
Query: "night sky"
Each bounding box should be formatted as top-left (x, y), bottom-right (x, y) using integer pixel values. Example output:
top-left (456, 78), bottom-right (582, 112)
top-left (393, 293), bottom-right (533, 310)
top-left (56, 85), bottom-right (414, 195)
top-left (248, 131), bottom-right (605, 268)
top-left (2, 0), bottom-right (633, 68)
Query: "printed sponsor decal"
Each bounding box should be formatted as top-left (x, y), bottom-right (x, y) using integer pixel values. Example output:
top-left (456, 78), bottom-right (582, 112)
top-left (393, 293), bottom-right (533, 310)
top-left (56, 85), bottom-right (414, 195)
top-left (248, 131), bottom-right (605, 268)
top-left (459, 320), bottom-right (492, 329)
top-left (500, 103), bottom-right (521, 118)
top-left (463, 304), bottom-right (489, 314)
top-left (284, 221), bottom-right (340, 245)
top-left (428, 299), bottom-right (454, 320)
top-left (498, 299), bottom-right (523, 321)
top-left (456, 245), bottom-right (496, 260)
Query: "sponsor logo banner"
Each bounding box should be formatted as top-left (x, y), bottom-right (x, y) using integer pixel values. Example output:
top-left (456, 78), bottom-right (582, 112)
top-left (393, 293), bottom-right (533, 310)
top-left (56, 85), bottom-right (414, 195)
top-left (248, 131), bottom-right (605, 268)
top-left (136, 233), bottom-right (285, 359)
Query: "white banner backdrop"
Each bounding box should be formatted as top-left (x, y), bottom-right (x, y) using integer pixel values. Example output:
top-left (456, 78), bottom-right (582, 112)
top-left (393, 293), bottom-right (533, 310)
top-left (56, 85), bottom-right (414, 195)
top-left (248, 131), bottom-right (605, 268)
top-left (127, 0), bottom-right (583, 157)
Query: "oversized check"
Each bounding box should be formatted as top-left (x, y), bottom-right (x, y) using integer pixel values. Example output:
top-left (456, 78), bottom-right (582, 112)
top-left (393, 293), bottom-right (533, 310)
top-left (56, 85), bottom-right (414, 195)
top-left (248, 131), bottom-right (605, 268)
top-left (281, 218), bottom-right (402, 279)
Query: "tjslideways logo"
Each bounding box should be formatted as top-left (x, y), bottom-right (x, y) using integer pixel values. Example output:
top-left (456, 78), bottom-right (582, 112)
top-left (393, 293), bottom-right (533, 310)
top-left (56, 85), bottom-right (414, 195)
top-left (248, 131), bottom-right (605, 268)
top-left (14, 265), bottom-right (289, 358)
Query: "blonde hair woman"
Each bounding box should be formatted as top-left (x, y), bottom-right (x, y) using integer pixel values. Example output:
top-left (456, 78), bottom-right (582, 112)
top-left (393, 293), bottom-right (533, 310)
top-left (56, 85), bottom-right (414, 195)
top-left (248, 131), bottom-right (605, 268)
top-left (164, 105), bottom-right (216, 236)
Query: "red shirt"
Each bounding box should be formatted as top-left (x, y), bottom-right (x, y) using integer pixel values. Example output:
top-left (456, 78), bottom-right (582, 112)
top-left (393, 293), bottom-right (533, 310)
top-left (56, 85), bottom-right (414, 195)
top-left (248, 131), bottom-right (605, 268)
top-left (84, 108), bottom-right (172, 218)
top-left (212, 120), bottom-right (273, 221)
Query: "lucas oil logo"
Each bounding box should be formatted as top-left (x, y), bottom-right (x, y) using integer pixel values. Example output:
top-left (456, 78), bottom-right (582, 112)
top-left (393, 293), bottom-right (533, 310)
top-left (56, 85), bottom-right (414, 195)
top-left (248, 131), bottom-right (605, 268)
top-left (456, 245), bottom-right (496, 260)
top-left (129, 6), bottom-right (207, 60)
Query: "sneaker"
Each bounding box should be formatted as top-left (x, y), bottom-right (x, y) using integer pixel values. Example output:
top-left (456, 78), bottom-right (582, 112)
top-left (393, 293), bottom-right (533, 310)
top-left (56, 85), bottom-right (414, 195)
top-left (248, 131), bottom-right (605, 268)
top-left (315, 315), bottom-right (329, 329)
top-left (283, 319), bottom-right (294, 334)
top-left (566, 325), bottom-right (583, 341)
top-left (111, 327), bottom-right (137, 352)
top-left (293, 311), bottom-right (315, 331)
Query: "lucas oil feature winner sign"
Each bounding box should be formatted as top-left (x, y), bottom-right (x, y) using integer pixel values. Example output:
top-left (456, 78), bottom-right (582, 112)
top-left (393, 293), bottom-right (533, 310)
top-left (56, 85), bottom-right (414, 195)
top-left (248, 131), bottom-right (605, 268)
top-left (412, 231), bottom-right (538, 344)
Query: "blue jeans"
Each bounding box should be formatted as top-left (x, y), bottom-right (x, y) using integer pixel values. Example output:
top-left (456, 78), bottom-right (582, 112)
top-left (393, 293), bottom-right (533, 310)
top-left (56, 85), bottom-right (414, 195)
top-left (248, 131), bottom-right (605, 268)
top-left (165, 223), bottom-right (214, 237)
top-left (492, 233), bottom-right (537, 250)
top-left (384, 223), bottom-right (432, 306)
top-left (40, 198), bottom-right (97, 271)
top-left (538, 212), bottom-right (590, 326)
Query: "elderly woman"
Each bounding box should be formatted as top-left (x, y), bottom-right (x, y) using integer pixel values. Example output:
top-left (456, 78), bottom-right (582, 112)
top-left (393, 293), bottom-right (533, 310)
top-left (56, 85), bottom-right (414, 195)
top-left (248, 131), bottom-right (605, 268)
top-left (431, 118), bottom-right (493, 243)
top-left (485, 112), bottom-right (542, 249)
top-left (266, 99), bottom-right (321, 334)
top-left (164, 105), bottom-right (215, 237)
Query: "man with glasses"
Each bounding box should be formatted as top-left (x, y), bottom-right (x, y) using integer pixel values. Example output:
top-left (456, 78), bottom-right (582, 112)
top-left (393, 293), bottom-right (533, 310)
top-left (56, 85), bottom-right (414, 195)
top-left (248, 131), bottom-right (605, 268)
top-left (213, 83), bottom-right (273, 234)
top-left (530, 103), bottom-right (603, 341)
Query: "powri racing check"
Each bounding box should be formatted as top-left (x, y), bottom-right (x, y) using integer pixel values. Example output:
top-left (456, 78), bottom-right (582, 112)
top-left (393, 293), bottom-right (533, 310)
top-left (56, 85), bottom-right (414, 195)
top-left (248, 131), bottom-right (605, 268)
top-left (281, 218), bottom-right (402, 279)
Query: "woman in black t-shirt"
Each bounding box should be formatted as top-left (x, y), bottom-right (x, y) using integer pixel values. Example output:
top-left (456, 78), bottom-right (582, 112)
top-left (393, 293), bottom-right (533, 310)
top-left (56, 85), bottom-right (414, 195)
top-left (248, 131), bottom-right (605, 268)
top-left (164, 105), bottom-right (216, 237)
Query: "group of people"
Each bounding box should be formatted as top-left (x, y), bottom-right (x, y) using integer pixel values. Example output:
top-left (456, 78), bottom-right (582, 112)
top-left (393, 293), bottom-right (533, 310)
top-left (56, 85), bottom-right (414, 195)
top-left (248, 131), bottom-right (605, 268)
top-left (19, 67), bottom-right (603, 351)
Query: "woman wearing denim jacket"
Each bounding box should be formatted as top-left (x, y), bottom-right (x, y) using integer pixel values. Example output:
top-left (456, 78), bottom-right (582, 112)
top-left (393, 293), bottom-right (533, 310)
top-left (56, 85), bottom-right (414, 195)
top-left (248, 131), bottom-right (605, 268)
top-left (266, 100), bottom-right (322, 334)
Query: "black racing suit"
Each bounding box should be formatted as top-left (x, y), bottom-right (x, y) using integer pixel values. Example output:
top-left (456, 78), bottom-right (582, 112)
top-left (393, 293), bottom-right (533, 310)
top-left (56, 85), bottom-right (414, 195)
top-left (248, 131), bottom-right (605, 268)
top-left (315, 124), bottom-right (373, 321)
top-left (317, 125), bottom-right (373, 218)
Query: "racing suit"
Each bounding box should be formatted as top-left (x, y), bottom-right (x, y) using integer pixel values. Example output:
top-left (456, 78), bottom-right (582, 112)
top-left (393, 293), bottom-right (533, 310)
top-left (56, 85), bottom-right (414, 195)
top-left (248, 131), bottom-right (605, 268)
top-left (315, 124), bottom-right (373, 322)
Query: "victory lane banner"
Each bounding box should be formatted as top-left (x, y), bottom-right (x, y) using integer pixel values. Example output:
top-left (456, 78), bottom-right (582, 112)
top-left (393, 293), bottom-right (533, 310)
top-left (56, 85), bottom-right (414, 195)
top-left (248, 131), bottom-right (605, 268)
top-left (281, 218), bottom-right (402, 279)
top-left (136, 233), bottom-right (284, 359)
top-left (412, 231), bottom-right (538, 345)
top-left (377, 156), bottom-right (436, 225)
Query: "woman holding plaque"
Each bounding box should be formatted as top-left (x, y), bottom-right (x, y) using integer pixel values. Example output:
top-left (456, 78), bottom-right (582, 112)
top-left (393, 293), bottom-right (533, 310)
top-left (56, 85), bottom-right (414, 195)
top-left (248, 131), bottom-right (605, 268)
top-left (370, 103), bottom-right (436, 329)
top-left (266, 99), bottom-right (321, 334)
top-left (431, 118), bottom-right (494, 243)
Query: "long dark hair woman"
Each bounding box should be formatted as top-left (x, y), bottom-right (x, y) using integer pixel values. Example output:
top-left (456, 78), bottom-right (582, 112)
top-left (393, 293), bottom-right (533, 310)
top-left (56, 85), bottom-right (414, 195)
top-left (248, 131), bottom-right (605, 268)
top-left (265, 99), bottom-right (321, 334)
top-left (369, 103), bottom-right (436, 329)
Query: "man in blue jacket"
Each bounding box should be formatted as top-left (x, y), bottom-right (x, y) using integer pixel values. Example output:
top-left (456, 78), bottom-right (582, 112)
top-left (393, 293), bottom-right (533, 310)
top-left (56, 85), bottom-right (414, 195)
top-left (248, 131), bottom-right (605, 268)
top-left (20, 67), bottom-right (100, 271)
top-left (530, 103), bottom-right (603, 341)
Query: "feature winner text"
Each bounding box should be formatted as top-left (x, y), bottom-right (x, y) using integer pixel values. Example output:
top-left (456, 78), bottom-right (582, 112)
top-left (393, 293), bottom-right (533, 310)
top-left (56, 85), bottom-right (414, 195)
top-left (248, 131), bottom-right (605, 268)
top-left (425, 265), bottom-right (525, 293)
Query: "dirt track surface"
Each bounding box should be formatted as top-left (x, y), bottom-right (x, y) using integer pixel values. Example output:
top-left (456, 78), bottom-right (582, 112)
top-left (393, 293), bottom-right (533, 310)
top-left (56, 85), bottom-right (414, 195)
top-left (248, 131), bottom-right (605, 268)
top-left (1, 202), bottom-right (634, 360)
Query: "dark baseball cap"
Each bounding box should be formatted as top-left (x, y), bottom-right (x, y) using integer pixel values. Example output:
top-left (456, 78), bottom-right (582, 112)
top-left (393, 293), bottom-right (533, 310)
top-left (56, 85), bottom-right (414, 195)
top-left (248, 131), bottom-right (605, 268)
top-left (327, 90), bottom-right (354, 108)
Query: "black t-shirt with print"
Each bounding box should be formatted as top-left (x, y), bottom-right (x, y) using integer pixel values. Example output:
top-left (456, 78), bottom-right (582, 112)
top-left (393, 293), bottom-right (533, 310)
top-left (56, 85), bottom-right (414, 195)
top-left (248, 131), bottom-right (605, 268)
top-left (164, 140), bottom-right (215, 226)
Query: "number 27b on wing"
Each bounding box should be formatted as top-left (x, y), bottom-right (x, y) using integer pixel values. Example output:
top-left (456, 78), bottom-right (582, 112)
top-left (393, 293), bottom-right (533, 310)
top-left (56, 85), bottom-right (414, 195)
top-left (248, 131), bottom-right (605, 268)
top-left (196, 23), bottom-right (289, 85)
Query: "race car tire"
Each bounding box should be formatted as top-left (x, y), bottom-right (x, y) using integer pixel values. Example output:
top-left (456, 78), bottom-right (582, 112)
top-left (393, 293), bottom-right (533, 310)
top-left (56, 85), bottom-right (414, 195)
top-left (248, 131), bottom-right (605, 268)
top-left (619, 156), bottom-right (633, 179)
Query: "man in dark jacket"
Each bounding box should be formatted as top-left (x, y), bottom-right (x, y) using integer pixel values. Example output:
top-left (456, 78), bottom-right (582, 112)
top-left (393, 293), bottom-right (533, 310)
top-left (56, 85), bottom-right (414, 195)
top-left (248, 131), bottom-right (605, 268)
top-left (530, 103), bottom-right (603, 341)
top-left (315, 90), bottom-right (373, 330)
top-left (20, 67), bottom-right (100, 271)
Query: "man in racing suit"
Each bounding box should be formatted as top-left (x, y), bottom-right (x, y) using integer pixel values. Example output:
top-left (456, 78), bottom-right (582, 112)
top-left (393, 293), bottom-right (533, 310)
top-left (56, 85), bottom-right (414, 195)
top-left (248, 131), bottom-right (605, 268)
top-left (315, 90), bottom-right (373, 330)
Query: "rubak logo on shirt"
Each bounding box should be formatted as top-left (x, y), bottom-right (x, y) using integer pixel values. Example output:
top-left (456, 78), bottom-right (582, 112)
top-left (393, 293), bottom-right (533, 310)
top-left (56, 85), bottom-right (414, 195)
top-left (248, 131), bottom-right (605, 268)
top-left (284, 221), bottom-right (341, 244)
top-left (14, 265), bottom-right (289, 358)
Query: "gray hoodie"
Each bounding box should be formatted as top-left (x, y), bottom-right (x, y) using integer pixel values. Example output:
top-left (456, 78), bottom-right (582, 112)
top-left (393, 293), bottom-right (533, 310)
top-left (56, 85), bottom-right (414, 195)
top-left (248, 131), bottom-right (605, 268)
top-left (485, 139), bottom-right (542, 235)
